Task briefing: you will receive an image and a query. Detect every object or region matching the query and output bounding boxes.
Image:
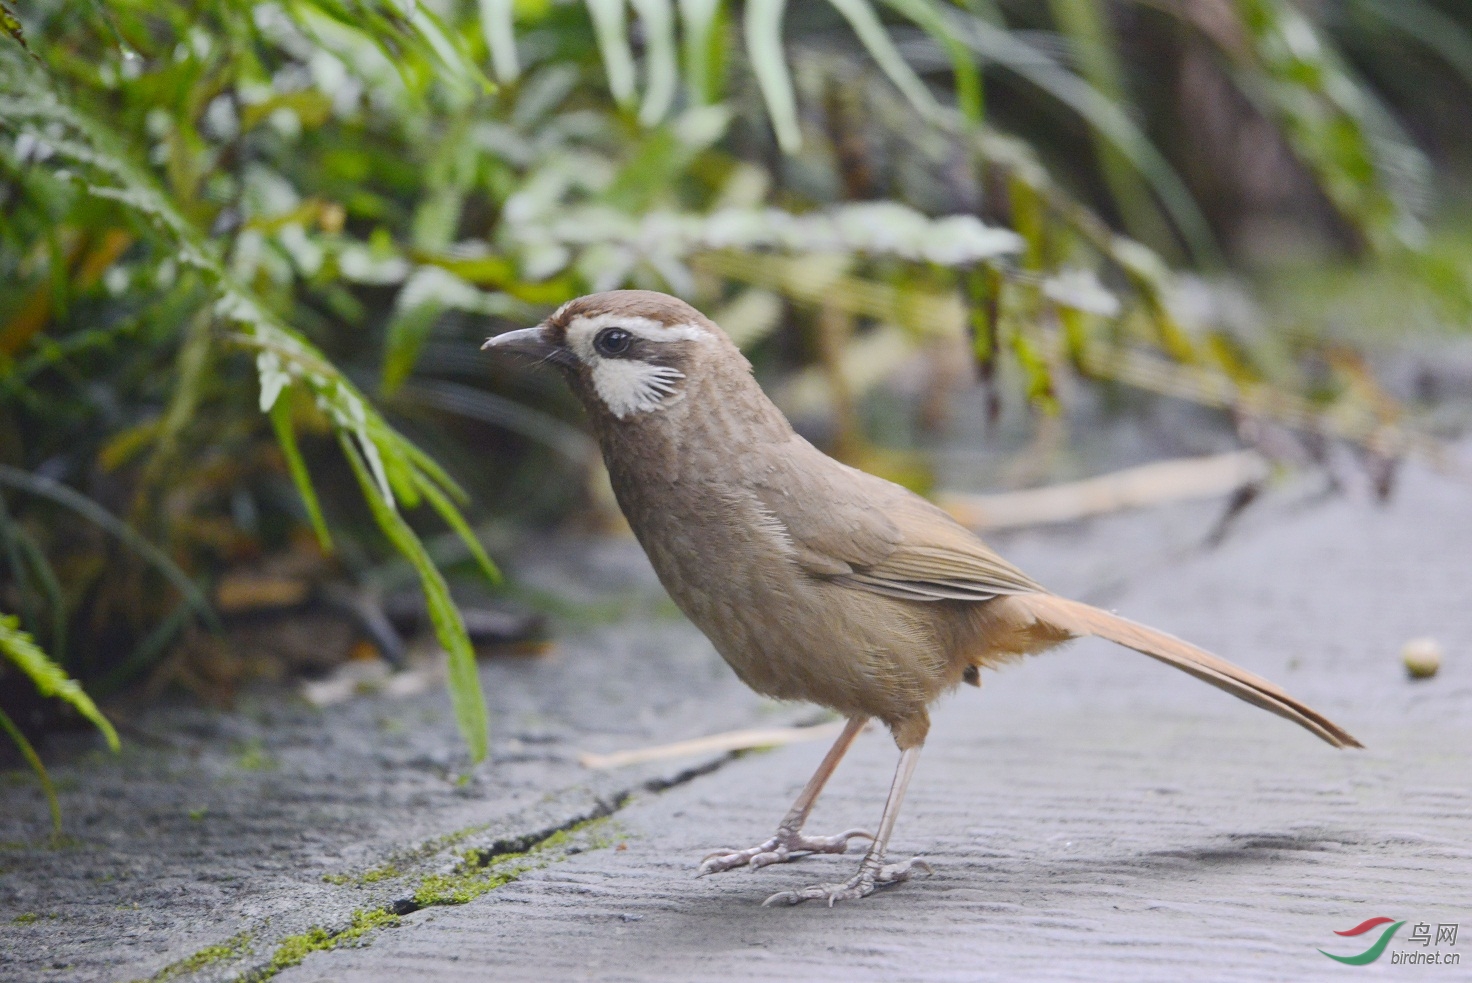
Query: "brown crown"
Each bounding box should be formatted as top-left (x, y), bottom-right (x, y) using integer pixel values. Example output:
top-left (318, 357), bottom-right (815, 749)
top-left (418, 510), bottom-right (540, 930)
top-left (543, 290), bottom-right (706, 344)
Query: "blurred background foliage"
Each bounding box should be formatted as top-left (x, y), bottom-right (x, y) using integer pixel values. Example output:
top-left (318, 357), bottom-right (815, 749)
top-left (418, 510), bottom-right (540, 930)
top-left (1, 0), bottom-right (1470, 799)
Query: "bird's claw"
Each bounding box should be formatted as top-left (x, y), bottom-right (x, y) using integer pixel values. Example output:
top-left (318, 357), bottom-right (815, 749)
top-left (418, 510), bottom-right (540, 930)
top-left (697, 827), bottom-right (872, 877)
top-left (761, 857), bottom-right (932, 907)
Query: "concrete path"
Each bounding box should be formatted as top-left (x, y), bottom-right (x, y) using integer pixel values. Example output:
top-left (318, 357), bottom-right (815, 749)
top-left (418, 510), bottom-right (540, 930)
top-left (3, 459), bottom-right (1469, 982)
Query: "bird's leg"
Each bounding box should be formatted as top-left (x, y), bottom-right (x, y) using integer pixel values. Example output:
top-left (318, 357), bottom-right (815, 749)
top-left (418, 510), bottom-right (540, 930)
top-left (762, 742), bottom-right (931, 906)
top-left (698, 716), bottom-right (872, 876)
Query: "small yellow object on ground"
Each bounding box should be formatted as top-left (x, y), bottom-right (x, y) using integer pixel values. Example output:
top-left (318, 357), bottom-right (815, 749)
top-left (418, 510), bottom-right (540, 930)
top-left (1401, 637), bottom-right (1442, 679)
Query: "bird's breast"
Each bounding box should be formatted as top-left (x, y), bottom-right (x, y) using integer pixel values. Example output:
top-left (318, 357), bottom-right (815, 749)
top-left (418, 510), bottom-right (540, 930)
top-left (604, 461), bottom-right (951, 721)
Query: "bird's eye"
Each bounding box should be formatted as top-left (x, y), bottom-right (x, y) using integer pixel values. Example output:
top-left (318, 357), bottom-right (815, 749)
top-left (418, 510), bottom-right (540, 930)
top-left (593, 327), bottom-right (633, 357)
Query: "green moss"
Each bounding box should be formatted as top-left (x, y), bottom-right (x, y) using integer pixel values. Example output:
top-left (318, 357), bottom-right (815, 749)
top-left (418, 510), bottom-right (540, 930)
top-left (145, 815), bottom-right (618, 982)
top-left (261, 909), bottom-right (399, 977)
top-left (321, 862), bottom-right (402, 887)
top-left (12, 911), bottom-right (40, 924)
top-left (411, 815), bottom-right (618, 908)
top-left (357, 863), bottom-right (401, 884)
top-left (234, 740), bottom-right (276, 772)
top-left (412, 862), bottom-right (531, 906)
top-left (131, 931), bottom-right (253, 983)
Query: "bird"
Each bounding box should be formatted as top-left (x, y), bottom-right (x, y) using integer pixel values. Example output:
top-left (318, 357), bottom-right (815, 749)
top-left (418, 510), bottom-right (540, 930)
top-left (483, 289), bottom-right (1362, 907)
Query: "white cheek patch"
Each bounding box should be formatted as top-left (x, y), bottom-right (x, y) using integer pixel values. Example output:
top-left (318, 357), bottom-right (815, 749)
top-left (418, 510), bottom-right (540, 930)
top-left (564, 314), bottom-right (709, 359)
top-left (590, 360), bottom-right (687, 419)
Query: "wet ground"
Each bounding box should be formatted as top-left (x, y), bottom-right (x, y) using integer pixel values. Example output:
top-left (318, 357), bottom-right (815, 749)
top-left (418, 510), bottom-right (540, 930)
top-left (2, 442), bottom-right (1470, 982)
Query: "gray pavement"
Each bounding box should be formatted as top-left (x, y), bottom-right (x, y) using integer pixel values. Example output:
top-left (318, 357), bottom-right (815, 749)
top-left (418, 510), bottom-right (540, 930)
top-left (3, 457), bottom-right (1470, 982)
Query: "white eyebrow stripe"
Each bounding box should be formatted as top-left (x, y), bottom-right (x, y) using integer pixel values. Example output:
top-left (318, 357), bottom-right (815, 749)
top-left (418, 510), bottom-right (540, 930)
top-left (564, 313), bottom-right (709, 358)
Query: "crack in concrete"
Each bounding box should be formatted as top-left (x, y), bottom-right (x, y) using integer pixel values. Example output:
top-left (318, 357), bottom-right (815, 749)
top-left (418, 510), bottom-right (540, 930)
top-left (145, 739), bottom-right (769, 983)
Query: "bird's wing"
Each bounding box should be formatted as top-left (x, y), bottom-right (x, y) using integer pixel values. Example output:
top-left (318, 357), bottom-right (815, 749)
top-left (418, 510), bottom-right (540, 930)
top-left (749, 438), bottom-right (1044, 602)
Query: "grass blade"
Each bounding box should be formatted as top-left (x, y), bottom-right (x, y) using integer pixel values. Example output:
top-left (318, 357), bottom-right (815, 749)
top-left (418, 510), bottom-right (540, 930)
top-left (269, 393), bottom-right (334, 552)
top-left (408, 2), bottom-right (494, 97)
top-left (677, 0), bottom-right (722, 105)
top-left (0, 465), bottom-right (217, 631)
top-left (879, 0), bottom-right (982, 123)
top-left (340, 435), bottom-right (490, 763)
top-left (0, 706), bottom-right (60, 834)
top-left (411, 469), bottom-right (501, 585)
top-left (824, 0), bottom-right (942, 121)
top-left (1355, 0), bottom-right (1472, 91)
top-left (381, 300), bottom-right (444, 396)
top-left (478, 0), bottom-right (520, 84)
top-left (946, 12), bottom-right (1220, 265)
top-left (631, 0), bottom-right (679, 125)
top-left (12, 524), bottom-right (67, 663)
top-left (1045, 0), bottom-right (1175, 252)
top-left (586, 0), bottom-right (638, 107)
top-left (0, 491), bottom-right (42, 655)
top-left (744, 0), bottom-right (800, 152)
top-left (397, 378), bottom-right (598, 466)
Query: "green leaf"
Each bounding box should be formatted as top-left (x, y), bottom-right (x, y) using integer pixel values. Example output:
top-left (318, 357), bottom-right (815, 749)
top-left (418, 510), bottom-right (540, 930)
top-left (1046, 0), bottom-right (1175, 253)
top-left (408, 2), bottom-right (495, 98)
top-left (381, 301), bottom-right (444, 395)
top-left (586, 0), bottom-right (638, 107)
top-left (0, 465), bottom-right (217, 631)
top-left (945, 12), bottom-right (1220, 266)
top-left (341, 436), bottom-right (490, 763)
top-left (824, 0), bottom-right (941, 121)
top-left (412, 469), bottom-right (501, 585)
top-left (879, 0), bottom-right (982, 123)
top-left (1, 1), bottom-right (32, 54)
top-left (744, 0), bottom-right (800, 153)
top-left (630, 0), bottom-right (678, 125)
top-left (478, 0), bottom-right (520, 83)
top-left (1355, 0), bottom-right (1472, 92)
top-left (677, 0), bottom-right (722, 105)
top-left (2, 52), bottom-right (496, 763)
top-left (0, 614), bottom-right (119, 753)
top-left (1230, 0), bottom-right (1427, 251)
top-left (269, 393), bottom-right (334, 552)
top-left (0, 706), bottom-right (60, 834)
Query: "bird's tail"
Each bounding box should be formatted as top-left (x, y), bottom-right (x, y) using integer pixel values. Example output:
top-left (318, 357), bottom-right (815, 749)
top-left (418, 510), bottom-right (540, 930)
top-left (1014, 593), bottom-right (1362, 749)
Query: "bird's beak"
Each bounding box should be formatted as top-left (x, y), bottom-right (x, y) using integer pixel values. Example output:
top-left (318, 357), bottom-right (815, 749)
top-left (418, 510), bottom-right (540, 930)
top-left (482, 325), bottom-right (559, 360)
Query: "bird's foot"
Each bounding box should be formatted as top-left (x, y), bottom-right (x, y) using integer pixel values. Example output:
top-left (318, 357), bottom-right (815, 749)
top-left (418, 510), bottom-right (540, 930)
top-left (761, 856), bottom-right (932, 907)
top-left (697, 826), bottom-right (872, 876)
